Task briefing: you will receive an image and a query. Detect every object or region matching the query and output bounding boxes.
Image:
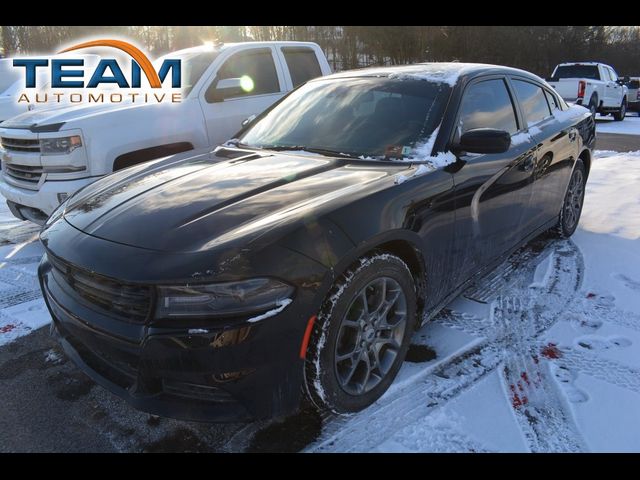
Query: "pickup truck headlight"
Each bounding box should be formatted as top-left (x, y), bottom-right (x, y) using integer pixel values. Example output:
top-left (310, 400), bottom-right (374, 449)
top-left (156, 278), bottom-right (294, 319)
top-left (40, 135), bottom-right (82, 155)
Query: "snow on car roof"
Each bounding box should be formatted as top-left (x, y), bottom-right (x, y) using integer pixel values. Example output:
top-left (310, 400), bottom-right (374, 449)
top-left (321, 62), bottom-right (543, 86)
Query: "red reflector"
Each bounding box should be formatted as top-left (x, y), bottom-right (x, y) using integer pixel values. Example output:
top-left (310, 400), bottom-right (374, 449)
top-left (299, 315), bottom-right (317, 359)
top-left (577, 80), bottom-right (586, 99)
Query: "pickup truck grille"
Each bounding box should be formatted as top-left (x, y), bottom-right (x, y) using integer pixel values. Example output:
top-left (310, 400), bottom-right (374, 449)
top-left (49, 253), bottom-right (152, 323)
top-left (4, 163), bottom-right (43, 184)
top-left (1, 137), bottom-right (40, 153)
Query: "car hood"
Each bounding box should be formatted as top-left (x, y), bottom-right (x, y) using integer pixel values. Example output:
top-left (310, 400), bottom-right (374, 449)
top-left (0, 101), bottom-right (152, 130)
top-left (61, 150), bottom-right (411, 253)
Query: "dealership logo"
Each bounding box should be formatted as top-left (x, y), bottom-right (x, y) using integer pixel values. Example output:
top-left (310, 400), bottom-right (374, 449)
top-left (13, 39), bottom-right (183, 105)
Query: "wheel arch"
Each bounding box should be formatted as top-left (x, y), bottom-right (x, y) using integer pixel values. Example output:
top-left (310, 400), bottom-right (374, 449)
top-left (322, 232), bottom-right (428, 325)
top-left (579, 148), bottom-right (591, 178)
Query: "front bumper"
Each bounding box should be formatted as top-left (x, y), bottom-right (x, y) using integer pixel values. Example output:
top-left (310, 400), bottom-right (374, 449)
top-left (0, 175), bottom-right (96, 221)
top-left (38, 247), bottom-right (321, 422)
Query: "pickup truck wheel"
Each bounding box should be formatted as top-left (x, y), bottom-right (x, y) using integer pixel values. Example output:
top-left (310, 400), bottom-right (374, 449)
top-left (613, 98), bottom-right (627, 121)
top-left (587, 96), bottom-right (598, 117)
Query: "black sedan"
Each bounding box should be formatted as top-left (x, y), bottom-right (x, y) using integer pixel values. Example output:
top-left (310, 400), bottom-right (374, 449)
top-left (38, 63), bottom-right (595, 421)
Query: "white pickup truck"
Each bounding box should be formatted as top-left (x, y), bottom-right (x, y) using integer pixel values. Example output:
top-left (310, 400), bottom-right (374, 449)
top-left (547, 62), bottom-right (628, 120)
top-left (0, 41), bottom-right (331, 223)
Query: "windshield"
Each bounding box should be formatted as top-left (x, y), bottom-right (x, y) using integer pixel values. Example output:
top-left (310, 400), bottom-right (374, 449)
top-left (154, 50), bottom-right (219, 96)
top-left (554, 65), bottom-right (600, 80)
top-left (238, 77), bottom-right (451, 159)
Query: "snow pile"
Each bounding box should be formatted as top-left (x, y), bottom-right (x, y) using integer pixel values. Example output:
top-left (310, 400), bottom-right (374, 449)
top-left (579, 150), bottom-right (640, 240)
top-left (511, 132), bottom-right (531, 146)
top-left (388, 66), bottom-right (461, 87)
top-left (392, 126), bottom-right (457, 184)
top-left (511, 126), bottom-right (544, 146)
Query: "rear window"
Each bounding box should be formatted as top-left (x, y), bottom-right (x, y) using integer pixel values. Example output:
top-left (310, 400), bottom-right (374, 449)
top-left (628, 80), bottom-right (640, 89)
top-left (553, 65), bottom-right (600, 80)
top-left (512, 79), bottom-right (552, 126)
top-left (282, 47), bottom-right (323, 87)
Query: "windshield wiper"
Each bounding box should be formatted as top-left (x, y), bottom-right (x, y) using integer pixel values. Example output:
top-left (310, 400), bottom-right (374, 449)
top-left (258, 145), bottom-right (361, 159)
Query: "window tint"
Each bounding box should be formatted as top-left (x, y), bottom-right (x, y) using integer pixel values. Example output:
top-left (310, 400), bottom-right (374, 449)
top-left (553, 65), bottom-right (600, 80)
top-left (214, 49), bottom-right (279, 100)
top-left (458, 79), bottom-right (518, 135)
top-left (628, 79), bottom-right (640, 89)
top-left (544, 89), bottom-right (559, 111)
top-left (282, 47), bottom-right (322, 87)
top-left (512, 80), bottom-right (551, 125)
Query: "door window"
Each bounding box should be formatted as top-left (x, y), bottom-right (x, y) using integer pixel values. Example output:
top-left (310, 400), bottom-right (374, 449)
top-left (207, 49), bottom-right (280, 102)
top-left (512, 79), bottom-right (552, 126)
top-left (544, 89), bottom-right (560, 111)
top-left (458, 78), bottom-right (519, 136)
top-left (282, 47), bottom-right (323, 87)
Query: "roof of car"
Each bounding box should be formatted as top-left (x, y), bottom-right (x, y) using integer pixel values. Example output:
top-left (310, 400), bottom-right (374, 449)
top-left (318, 62), bottom-right (544, 85)
top-left (170, 41), bottom-right (319, 56)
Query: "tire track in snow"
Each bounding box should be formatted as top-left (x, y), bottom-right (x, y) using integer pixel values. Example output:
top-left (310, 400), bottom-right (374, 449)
top-left (305, 238), bottom-right (585, 452)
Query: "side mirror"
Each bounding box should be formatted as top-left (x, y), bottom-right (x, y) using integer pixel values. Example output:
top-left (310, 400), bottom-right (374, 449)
top-left (455, 128), bottom-right (511, 154)
top-left (241, 114), bottom-right (257, 128)
top-left (207, 77), bottom-right (245, 103)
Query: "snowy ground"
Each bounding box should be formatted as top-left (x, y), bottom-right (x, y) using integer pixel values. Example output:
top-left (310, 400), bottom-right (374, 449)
top-left (595, 111), bottom-right (640, 135)
top-left (1, 146), bottom-right (639, 452)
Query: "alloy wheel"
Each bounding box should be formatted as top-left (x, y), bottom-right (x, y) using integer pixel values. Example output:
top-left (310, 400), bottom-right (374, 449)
top-left (563, 168), bottom-right (584, 230)
top-left (334, 277), bottom-right (408, 396)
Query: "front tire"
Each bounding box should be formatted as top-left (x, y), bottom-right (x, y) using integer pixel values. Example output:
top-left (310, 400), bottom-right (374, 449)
top-left (553, 159), bottom-right (586, 238)
top-left (304, 253), bottom-right (417, 413)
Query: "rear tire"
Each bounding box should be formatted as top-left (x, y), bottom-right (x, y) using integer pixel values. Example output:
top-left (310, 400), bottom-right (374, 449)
top-left (613, 98), bottom-right (627, 121)
top-left (304, 253), bottom-right (417, 413)
top-left (587, 95), bottom-right (598, 118)
top-left (553, 160), bottom-right (586, 238)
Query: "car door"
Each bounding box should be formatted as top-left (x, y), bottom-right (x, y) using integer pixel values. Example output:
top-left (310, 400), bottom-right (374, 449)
top-left (509, 78), bottom-right (576, 232)
top-left (602, 66), bottom-right (619, 107)
top-left (450, 76), bottom-right (537, 284)
top-left (199, 47), bottom-right (288, 146)
top-left (607, 67), bottom-right (624, 106)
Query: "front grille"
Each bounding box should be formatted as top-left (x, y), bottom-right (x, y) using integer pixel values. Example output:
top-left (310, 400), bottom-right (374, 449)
top-left (4, 163), bottom-right (43, 184)
top-left (49, 253), bottom-right (152, 323)
top-left (1, 137), bottom-right (40, 153)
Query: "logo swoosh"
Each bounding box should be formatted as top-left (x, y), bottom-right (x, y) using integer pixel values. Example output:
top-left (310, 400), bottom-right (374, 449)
top-left (59, 39), bottom-right (162, 88)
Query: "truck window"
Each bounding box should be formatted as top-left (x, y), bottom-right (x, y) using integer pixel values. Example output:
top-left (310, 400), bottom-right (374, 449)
top-left (512, 79), bottom-right (552, 126)
top-left (606, 67), bottom-right (618, 82)
top-left (458, 78), bottom-right (518, 135)
top-left (281, 47), bottom-right (323, 87)
top-left (213, 48), bottom-right (280, 100)
top-left (554, 65), bottom-right (600, 81)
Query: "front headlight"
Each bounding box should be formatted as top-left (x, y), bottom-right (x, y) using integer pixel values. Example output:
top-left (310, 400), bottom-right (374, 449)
top-left (40, 135), bottom-right (82, 156)
top-left (156, 278), bottom-right (294, 319)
